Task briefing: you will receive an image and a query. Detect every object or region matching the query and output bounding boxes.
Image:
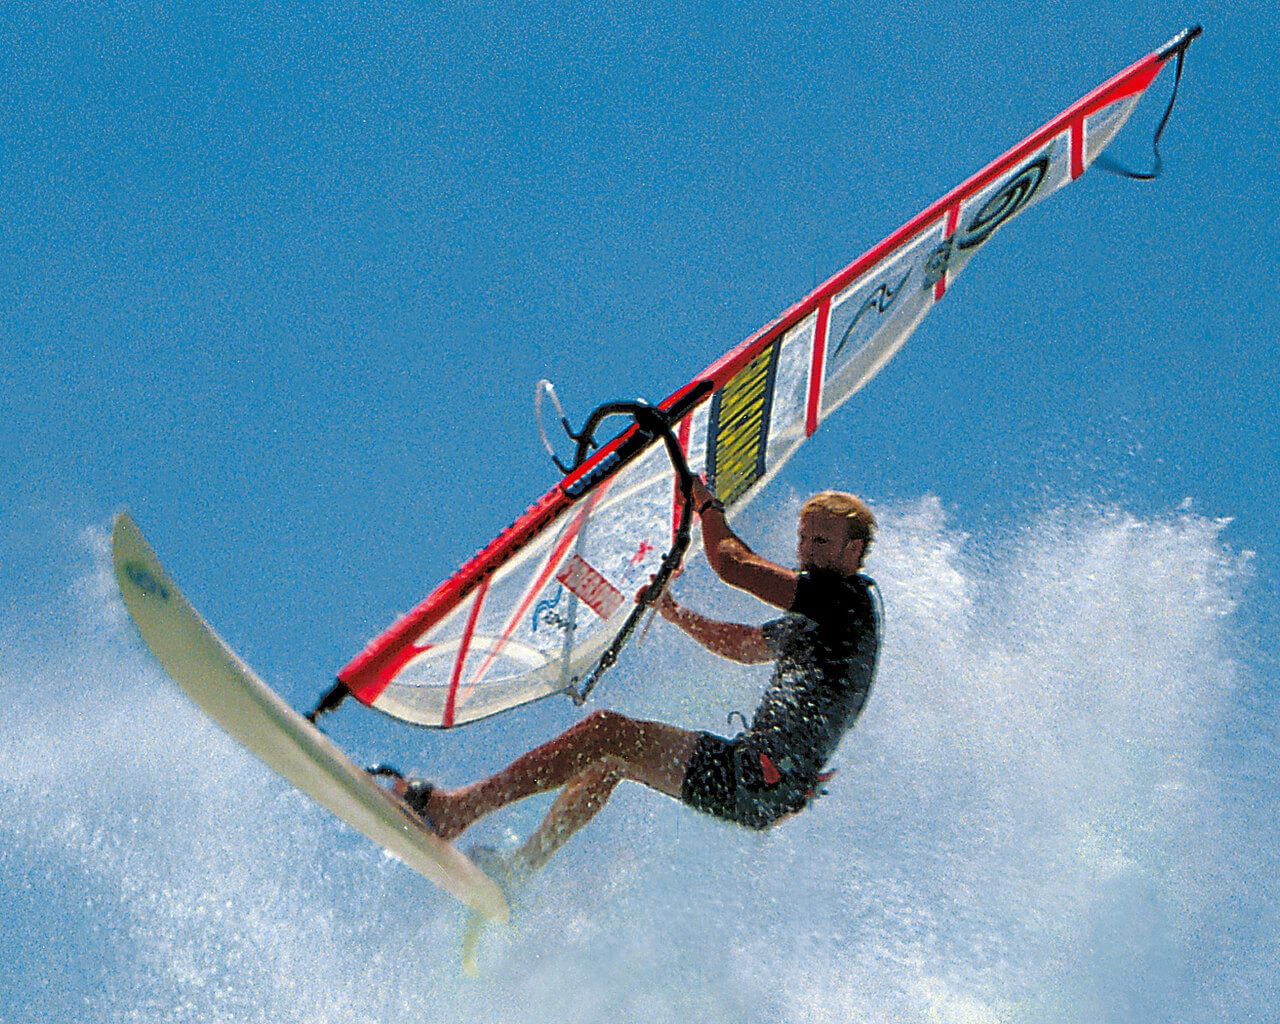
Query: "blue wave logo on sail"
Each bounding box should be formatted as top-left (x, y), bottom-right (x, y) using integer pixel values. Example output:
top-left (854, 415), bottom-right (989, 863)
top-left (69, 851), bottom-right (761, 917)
top-left (533, 584), bottom-right (575, 635)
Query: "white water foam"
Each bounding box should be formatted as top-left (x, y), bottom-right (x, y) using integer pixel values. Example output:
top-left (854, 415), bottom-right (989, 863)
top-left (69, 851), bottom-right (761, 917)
top-left (1, 498), bottom-right (1273, 1023)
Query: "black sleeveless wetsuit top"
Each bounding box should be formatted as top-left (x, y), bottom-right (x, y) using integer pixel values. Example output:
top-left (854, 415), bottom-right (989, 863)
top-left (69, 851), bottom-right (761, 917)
top-left (680, 569), bottom-right (880, 828)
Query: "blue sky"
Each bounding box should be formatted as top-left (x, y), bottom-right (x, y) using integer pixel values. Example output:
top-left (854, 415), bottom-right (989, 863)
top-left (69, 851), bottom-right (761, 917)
top-left (3, 0), bottom-right (1276, 705)
top-left (3, 2), bottom-right (1278, 1018)
top-left (6, 1), bottom-right (1275, 696)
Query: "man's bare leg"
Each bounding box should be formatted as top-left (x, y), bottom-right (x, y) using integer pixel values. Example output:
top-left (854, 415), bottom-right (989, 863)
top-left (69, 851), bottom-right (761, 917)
top-left (510, 757), bottom-right (627, 875)
top-left (418, 710), bottom-right (699, 848)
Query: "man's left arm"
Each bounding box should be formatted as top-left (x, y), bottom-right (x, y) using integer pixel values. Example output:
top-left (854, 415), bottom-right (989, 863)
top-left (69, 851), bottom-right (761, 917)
top-left (651, 589), bottom-right (773, 663)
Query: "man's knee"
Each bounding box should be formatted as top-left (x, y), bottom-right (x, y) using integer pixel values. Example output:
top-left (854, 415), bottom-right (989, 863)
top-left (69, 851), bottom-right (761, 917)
top-left (580, 708), bottom-right (634, 739)
top-left (584, 755), bottom-right (628, 786)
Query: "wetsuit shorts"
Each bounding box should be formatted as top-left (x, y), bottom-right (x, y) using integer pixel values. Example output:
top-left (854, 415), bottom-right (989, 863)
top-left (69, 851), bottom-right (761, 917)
top-left (680, 732), bottom-right (817, 831)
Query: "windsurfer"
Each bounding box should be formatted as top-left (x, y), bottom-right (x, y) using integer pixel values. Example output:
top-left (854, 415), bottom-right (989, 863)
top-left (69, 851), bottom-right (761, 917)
top-left (398, 475), bottom-right (879, 884)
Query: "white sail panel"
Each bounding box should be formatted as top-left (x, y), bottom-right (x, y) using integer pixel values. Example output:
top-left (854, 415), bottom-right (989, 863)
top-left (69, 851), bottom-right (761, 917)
top-left (1084, 93), bottom-right (1150, 168)
top-left (760, 312), bottom-right (819, 482)
top-left (370, 438), bottom-right (695, 725)
top-left (821, 221), bottom-right (946, 423)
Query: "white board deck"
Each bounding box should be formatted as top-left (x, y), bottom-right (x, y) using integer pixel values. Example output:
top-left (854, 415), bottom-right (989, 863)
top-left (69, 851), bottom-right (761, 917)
top-left (111, 512), bottom-right (509, 925)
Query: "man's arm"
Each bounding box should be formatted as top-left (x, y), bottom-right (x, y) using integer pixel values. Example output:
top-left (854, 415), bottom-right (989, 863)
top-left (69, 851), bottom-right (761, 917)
top-left (652, 589), bottom-right (773, 664)
top-left (691, 476), bottom-right (798, 611)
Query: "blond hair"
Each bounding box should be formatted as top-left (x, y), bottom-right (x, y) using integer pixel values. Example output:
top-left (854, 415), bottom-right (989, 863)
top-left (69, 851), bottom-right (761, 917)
top-left (801, 491), bottom-right (875, 564)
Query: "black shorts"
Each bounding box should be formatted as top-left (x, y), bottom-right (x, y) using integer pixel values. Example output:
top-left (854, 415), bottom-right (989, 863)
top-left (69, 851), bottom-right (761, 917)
top-left (680, 732), bottom-right (817, 830)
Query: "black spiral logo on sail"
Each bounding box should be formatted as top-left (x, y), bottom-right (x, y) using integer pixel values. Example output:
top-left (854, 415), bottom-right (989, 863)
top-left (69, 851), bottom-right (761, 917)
top-left (956, 155), bottom-right (1050, 251)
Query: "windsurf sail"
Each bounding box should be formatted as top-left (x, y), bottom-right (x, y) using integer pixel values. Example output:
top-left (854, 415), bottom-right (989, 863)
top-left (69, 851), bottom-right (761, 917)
top-left (325, 26), bottom-right (1201, 728)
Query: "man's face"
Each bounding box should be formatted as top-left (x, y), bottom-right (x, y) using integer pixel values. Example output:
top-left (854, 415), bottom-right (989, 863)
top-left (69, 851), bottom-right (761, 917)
top-left (797, 509), bottom-right (856, 573)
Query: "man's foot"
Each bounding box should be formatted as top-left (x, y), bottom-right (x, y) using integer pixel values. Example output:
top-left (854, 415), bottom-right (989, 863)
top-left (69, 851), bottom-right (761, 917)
top-left (466, 844), bottom-right (529, 903)
top-left (367, 764), bottom-right (439, 833)
top-left (401, 779), bottom-right (437, 828)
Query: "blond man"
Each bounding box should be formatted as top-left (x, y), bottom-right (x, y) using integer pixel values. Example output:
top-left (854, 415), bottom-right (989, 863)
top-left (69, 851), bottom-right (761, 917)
top-left (399, 476), bottom-right (880, 882)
